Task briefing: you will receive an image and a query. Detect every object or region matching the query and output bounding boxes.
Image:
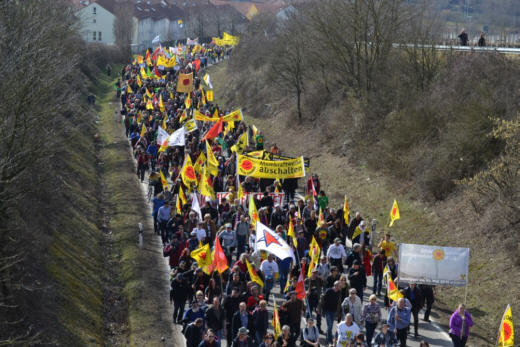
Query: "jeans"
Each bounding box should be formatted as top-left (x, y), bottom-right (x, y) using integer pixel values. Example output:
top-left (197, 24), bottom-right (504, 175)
top-left (279, 269), bottom-right (289, 291)
top-left (159, 220), bottom-right (168, 244)
top-left (264, 278), bottom-right (274, 302)
top-left (373, 271), bottom-right (383, 295)
top-left (236, 234), bottom-right (246, 258)
top-left (256, 331), bottom-right (266, 346)
top-left (173, 300), bottom-right (185, 323)
top-left (450, 333), bottom-right (468, 347)
top-left (365, 321), bottom-right (377, 345)
top-left (325, 310), bottom-right (336, 344)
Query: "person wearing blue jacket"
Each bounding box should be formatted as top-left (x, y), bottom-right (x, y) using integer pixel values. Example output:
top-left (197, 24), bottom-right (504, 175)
top-left (372, 320), bottom-right (398, 346)
top-left (387, 298), bottom-right (411, 347)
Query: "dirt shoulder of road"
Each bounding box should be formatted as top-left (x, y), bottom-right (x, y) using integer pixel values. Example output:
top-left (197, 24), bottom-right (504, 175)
top-left (98, 76), bottom-right (180, 346)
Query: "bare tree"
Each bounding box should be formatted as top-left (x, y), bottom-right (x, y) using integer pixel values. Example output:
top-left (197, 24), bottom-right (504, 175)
top-left (113, 4), bottom-right (134, 59)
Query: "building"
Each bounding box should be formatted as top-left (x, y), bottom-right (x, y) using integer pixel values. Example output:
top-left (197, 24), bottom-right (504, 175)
top-left (77, 0), bottom-right (117, 44)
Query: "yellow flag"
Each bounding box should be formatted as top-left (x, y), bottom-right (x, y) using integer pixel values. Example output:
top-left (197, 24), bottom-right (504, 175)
top-left (249, 194), bottom-right (259, 228)
top-left (283, 278), bottom-right (291, 293)
top-left (160, 170), bottom-right (170, 191)
top-left (318, 208), bottom-right (325, 224)
top-left (162, 116), bottom-right (167, 130)
top-left (199, 166), bottom-right (215, 200)
top-left (159, 94), bottom-right (165, 112)
top-left (146, 88), bottom-right (153, 99)
top-left (176, 195), bottom-right (182, 214)
top-left (273, 298), bottom-right (282, 339)
top-left (140, 67), bottom-right (147, 79)
top-left (230, 132), bottom-right (248, 154)
top-left (181, 155), bottom-right (197, 187)
top-left (127, 85), bottom-right (133, 94)
top-left (287, 218), bottom-right (297, 248)
top-left (194, 151), bottom-right (206, 174)
top-left (252, 124), bottom-right (258, 138)
top-left (246, 258), bottom-right (263, 287)
top-left (343, 195), bottom-right (350, 225)
top-left (205, 141), bottom-right (219, 176)
top-left (178, 185), bottom-right (187, 204)
top-left (185, 93), bottom-right (191, 109)
top-left (190, 243), bottom-right (212, 267)
top-left (389, 199), bottom-right (400, 227)
top-left (206, 89), bottom-right (214, 102)
top-left (237, 180), bottom-right (244, 200)
top-left (146, 99), bottom-right (154, 110)
top-left (387, 275), bottom-right (403, 302)
top-left (140, 123), bottom-right (146, 137)
top-left (308, 236), bottom-right (321, 277)
top-left (498, 304), bottom-right (514, 347)
top-left (136, 74), bottom-right (142, 87)
top-left (245, 4), bottom-right (259, 20)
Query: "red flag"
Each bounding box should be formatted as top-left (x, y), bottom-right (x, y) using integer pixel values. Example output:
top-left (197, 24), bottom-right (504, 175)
top-left (152, 45), bottom-right (161, 61)
top-left (310, 178), bottom-right (317, 197)
top-left (295, 263), bottom-right (306, 300)
top-left (213, 237), bottom-right (229, 274)
top-left (202, 117), bottom-right (223, 141)
top-left (194, 58), bottom-right (201, 72)
top-left (154, 66), bottom-right (162, 78)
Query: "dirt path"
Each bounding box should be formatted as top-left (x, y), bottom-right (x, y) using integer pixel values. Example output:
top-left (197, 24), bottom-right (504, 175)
top-left (98, 91), bottom-right (183, 346)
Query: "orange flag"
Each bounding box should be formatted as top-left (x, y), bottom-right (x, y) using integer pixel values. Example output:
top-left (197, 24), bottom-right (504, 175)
top-left (213, 237), bottom-right (228, 274)
top-left (202, 117), bottom-right (223, 141)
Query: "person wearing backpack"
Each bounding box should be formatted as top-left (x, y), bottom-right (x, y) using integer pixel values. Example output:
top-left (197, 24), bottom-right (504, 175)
top-left (302, 317), bottom-right (320, 347)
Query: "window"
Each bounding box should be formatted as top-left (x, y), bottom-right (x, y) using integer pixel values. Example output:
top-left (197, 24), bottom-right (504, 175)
top-left (93, 18), bottom-right (96, 23)
top-left (93, 31), bottom-right (96, 41)
top-left (93, 6), bottom-right (96, 14)
top-left (98, 31), bottom-right (102, 41)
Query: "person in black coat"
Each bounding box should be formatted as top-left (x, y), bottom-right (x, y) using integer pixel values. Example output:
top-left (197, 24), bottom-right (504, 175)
top-left (405, 283), bottom-right (423, 337)
top-left (171, 274), bottom-right (190, 323)
top-left (232, 303), bottom-right (254, 342)
top-left (224, 289), bottom-right (242, 343)
top-left (184, 318), bottom-right (204, 347)
top-left (419, 284), bottom-right (435, 322)
top-left (347, 260), bottom-right (367, 301)
top-left (232, 327), bottom-right (255, 347)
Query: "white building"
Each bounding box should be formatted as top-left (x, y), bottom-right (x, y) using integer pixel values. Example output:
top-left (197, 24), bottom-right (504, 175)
top-left (77, 1), bottom-right (117, 45)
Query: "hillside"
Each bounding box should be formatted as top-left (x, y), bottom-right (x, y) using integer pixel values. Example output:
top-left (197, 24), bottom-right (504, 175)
top-left (207, 57), bottom-right (519, 345)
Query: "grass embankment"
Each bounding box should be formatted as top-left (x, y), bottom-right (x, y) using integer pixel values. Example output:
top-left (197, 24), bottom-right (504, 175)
top-left (208, 61), bottom-right (519, 346)
top-left (97, 71), bottom-right (177, 346)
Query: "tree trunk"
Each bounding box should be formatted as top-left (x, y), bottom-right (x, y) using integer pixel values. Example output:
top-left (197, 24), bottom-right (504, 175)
top-left (296, 88), bottom-right (302, 121)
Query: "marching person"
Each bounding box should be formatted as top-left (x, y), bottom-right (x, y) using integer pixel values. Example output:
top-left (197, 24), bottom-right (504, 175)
top-left (388, 298), bottom-right (411, 347)
top-left (449, 304), bottom-right (473, 347)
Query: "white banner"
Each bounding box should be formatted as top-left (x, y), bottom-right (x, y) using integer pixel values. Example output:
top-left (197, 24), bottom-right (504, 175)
top-left (398, 243), bottom-right (469, 287)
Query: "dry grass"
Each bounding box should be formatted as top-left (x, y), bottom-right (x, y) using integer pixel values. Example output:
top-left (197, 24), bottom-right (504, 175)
top-left (207, 61), bottom-right (520, 346)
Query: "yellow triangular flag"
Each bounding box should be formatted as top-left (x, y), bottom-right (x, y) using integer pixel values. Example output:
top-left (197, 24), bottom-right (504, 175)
top-left (246, 258), bottom-right (263, 288)
top-left (389, 199), bottom-right (400, 227)
top-left (205, 141), bottom-right (219, 176)
top-left (249, 194), bottom-right (259, 228)
top-left (160, 170), bottom-right (170, 191)
top-left (387, 275), bottom-right (403, 302)
top-left (287, 218), bottom-right (297, 248)
top-left (498, 304), bottom-right (514, 347)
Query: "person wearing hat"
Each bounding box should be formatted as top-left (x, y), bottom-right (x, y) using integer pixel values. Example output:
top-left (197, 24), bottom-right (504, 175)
top-left (302, 317), bottom-right (319, 347)
top-left (372, 319), bottom-right (398, 346)
top-left (348, 259), bottom-right (367, 301)
top-left (232, 326), bottom-right (254, 347)
top-left (170, 273), bottom-right (189, 324)
top-left (327, 237), bottom-right (346, 273)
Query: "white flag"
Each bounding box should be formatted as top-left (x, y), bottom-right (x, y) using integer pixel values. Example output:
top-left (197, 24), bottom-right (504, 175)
top-left (255, 222), bottom-right (295, 261)
top-left (152, 35), bottom-right (160, 44)
top-left (191, 193), bottom-right (202, 221)
top-left (167, 126), bottom-right (185, 147)
top-left (203, 73), bottom-right (213, 89)
top-left (156, 126), bottom-right (169, 146)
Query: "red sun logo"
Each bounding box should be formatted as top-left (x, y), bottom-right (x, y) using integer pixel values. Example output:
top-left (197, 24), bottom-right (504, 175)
top-left (182, 78), bottom-right (190, 86)
top-left (185, 166), bottom-right (196, 180)
top-left (392, 207), bottom-right (397, 216)
top-left (200, 252), bottom-right (207, 260)
top-left (240, 159), bottom-right (253, 171)
top-left (388, 280), bottom-right (396, 291)
top-left (503, 322), bottom-right (512, 341)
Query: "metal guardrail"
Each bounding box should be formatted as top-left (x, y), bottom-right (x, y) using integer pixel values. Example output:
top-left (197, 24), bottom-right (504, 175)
top-left (393, 43), bottom-right (520, 54)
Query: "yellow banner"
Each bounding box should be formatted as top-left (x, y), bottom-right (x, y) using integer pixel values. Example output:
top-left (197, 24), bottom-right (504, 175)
top-left (237, 154), bottom-right (305, 179)
top-left (194, 109), bottom-right (242, 122)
